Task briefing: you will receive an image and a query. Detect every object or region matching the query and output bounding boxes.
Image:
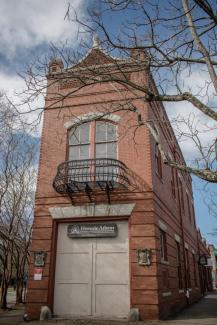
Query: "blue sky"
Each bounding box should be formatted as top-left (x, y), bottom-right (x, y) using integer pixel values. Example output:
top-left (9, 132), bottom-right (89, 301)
top-left (0, 0), bottom-right (216, 245)
top-left (193, 177), bottom-right (217, 246)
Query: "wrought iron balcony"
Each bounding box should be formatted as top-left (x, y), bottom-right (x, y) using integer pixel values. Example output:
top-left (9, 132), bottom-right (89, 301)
top-left (53, 158), bottom-right (132, 203)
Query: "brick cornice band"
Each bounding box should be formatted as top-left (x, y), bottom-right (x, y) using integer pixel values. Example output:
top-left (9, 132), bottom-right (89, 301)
top-left (49, 203), bottom-right (135, 219)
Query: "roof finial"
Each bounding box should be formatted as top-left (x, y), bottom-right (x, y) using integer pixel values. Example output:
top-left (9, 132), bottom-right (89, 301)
top-left (93, 34), bottom-right (100, 49)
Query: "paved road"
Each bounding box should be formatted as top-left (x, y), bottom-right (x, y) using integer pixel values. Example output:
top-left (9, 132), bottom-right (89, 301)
top-left (0, 292), bottom-right (217, 325)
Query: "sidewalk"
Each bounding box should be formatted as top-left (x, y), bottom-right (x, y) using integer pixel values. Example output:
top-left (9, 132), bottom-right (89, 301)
top-left (0, 292), bottom-right (216, 325)
top-left (0, 305), bottom-right (24, 325)
top-left (163, 292), bottom-right (217, 325)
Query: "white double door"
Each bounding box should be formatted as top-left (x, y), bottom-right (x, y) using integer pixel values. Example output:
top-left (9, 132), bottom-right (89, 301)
top-left (54, 221), bottom-right (130, 318)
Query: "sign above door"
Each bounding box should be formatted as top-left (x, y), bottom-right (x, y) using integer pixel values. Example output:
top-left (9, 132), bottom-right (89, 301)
top-left (67, 223), bottom-right (118, 238)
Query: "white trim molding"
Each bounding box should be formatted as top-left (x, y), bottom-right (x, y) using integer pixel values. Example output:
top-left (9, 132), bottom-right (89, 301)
top-left (174, 234), bottom-right (181, 243)
top-left (162, 292), bottom-right (172, 297)
top-left (159, 220), bottom-right (167, 231)
top-left (64, 112), bottom-right (121, 129)
top-left (161, 259), bottom-right (169, 265)
top-left (49, 203), bottom-right (135, 219)
top-left (185, 242), bottom-right (189, 249)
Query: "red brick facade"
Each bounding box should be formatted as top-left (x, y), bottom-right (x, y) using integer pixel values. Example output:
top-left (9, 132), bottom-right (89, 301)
top-left (26, 46), bottom-right (212, 320)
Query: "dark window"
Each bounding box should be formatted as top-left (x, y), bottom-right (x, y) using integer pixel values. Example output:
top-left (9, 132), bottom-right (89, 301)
top-left (192, 203), bottom-right (196, 228)
top-left (178, 178), bottom-right (185, 214)
top-left (185, 249), bottom-right (191, 288)
top-left (171, 168), bottom-right (176, 197)
top-left (193, 253), bottom-right (198, 287)
top-left (155, 144), bottom-right (162, 178)
top-left (186, 193), bottom-right (192, 224)
top-left (160, 229), bottom-right (167, 261)
top-left (176, 241), bottom-right (183, 289)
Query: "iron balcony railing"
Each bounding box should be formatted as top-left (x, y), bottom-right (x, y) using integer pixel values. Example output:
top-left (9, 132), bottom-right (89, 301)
top-left (53, 158), bottom-right (131, 202)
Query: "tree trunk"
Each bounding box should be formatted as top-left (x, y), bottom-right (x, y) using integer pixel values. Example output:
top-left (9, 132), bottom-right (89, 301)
top-left (0, 280), bottom-right (8, 309)
top-left (16, 278), bottom-right (23, 304)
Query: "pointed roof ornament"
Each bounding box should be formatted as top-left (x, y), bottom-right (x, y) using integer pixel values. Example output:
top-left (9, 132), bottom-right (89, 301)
top-left (93, 34), bottom-right (100, 49)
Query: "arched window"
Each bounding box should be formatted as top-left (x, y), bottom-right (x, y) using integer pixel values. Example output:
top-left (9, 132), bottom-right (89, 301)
top-left (68, 120), bottom-right (117, 161)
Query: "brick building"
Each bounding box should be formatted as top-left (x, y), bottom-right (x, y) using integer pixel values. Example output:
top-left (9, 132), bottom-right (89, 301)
top-left (208, 244), bottom-right (217, 290)
top-left (26, 39), bottom-right (212, 320)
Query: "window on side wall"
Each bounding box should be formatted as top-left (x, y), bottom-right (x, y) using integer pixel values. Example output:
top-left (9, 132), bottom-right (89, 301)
top-left (176, 241), bottom-right (183, 289)
top-left (160, 229), bottom-right (168, 262)
top-left (185, 248), bottom-right (191, 288)
top-left (193, 253), bottom-right (198, 287)
top-left (171, 167), bottom-right (176, 198)
top-left (178, 177), bottom-right (185, 214)
top-left (155, 144), bottom-right (162, 179)
top-left (186, 193), bottom-right (192, 224)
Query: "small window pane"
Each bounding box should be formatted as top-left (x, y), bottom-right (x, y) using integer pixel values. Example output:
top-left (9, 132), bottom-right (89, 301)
top-left (80, 123), bottom-right (90, 144)
top-left (107, 123), bottom-right (116, 141)
top-left (69, 146), bottom-right (79, 160)
top-left (69, 123), bottom-right (90, 145)
top-left (107, 142), bottom-right (117, 159)
top-left (69, 128), bottom-right (79, 145)
top-left (96, 122), bottom-right (107, 142)
top-left (80, 145), bottom-right (89, 159)
top-left (96, 143), bottom-right (106, 158)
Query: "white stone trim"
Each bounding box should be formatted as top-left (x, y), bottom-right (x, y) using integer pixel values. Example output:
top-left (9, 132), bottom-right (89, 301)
top-left (174, 234), bottom-right (181, 243)
top-left (192, 249), bottom-right (195, 254)
top-left (159, 220), bottom-right (167, 231)
top-left (185, 242), bottom-right (189, 249)
top-left (162, 292), bottom-right (172, 297)
top-left (49, 203), bottom-right (135, 219)
top-left (64, 112), bottom-right (121, 129)
top-left (167, 152), bottom-right (173, 160)
top-left (161, 259), bottom-right (169, 265)
top-left (179, 289), bottom-right (184, 293)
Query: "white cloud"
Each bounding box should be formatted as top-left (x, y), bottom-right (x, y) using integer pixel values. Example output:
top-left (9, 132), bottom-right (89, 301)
top-left (179, 67), bottom-right (216, 100)
top-left (0, 72), bottom-right (25, 97)
top-left (0, 0), bottom-right (85, 57)
top-left (165, 67), bottom-right (217, 164)
top-left (0, 71), bottom-right (44, 134)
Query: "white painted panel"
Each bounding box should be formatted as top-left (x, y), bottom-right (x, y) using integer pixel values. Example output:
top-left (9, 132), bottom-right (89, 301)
top-left (93, 221), bottom-right (130, 317)
top-left (96, 221), bottom-right (128, 251)
top-left (95, 252), bottom-right (129, 283)
top-left (54, 224), bottom-right (92, 316)
top-left (55, 253), bottom-right (91, 283)
top-left (54, 284), bottom-right (91, 316)
top-left (95, 284), bottom-right (129, 317)
top-left (56, 223), bottom-right (92, 252)
top-left (54, 221), bottom-right (130, 318)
